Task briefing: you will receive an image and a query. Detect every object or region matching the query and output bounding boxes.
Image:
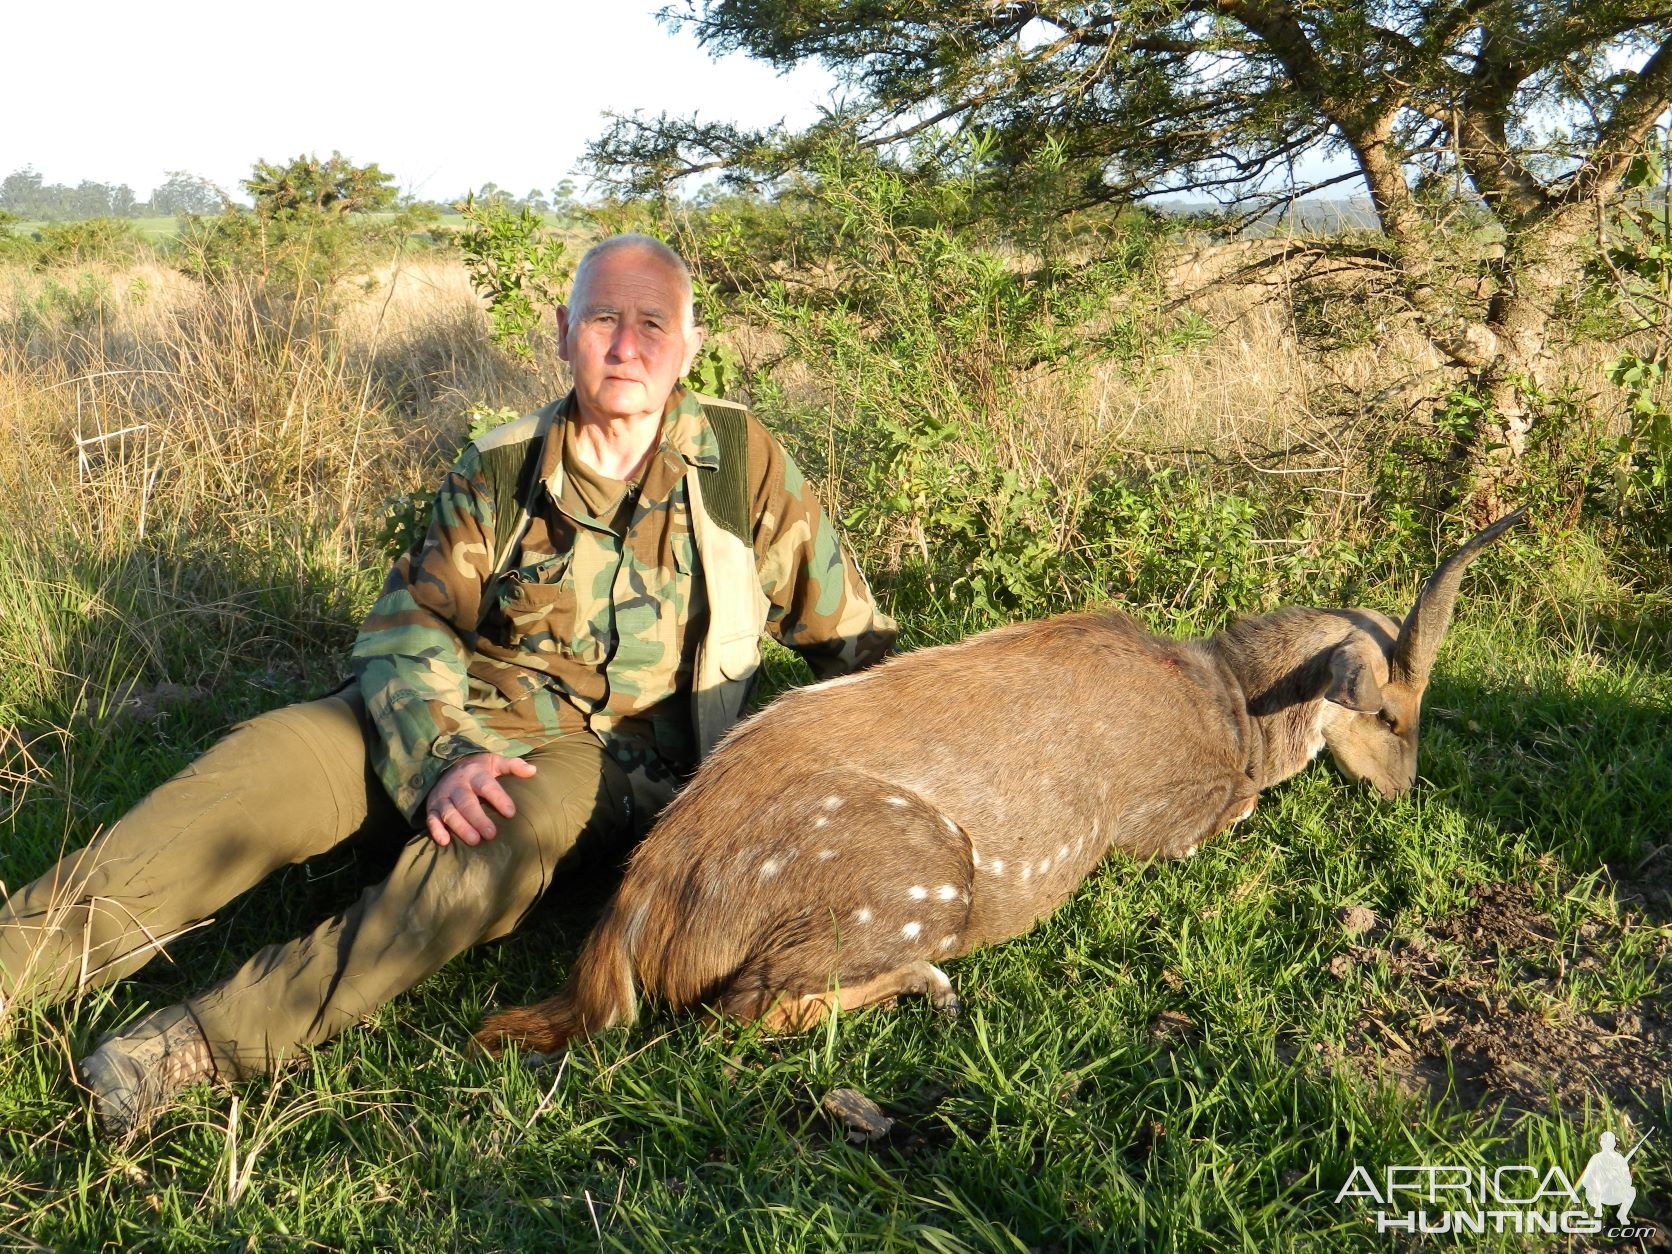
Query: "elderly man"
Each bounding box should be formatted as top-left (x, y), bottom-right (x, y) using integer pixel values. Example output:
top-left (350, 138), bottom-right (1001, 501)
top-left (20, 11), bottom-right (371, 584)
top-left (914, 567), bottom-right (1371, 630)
top-left (0, 234), bottom-right (895, 1135)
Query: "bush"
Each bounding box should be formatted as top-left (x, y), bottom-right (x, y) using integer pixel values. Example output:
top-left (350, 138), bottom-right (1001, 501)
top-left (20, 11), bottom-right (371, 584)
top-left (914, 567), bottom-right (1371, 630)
top-left (693, 134), bottom-right (1208, 624)
top-left (171, 154), bottom-right (434, 295)
top-left (173, 204), bottom-right (437, 294)
top-left (0, 217), bottom-right (142, 268)
top-left (455, 196), bottom-right (571, 361)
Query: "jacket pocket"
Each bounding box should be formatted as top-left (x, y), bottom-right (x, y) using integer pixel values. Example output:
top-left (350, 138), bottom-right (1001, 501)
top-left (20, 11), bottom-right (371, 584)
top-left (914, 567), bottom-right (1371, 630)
top-left (494, 554), bottom-right (579, 654)
top-left (712, 631), bottom-right (761, 681)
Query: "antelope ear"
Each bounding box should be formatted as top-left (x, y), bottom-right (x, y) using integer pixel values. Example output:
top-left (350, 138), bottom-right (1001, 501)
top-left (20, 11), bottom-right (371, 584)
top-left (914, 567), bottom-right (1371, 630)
top-left (1325, 639), bottom-right (1384, 712)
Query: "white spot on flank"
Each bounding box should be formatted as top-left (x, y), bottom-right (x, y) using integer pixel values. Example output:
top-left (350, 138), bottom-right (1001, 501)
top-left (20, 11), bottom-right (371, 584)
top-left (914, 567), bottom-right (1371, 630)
top-left (989, 859), bottom-right (1005, 875)
top-left (938, 934), bottom-right (959, 952)
top-left (853, 907), bottom-right (873, 924)
top-left (908, 885), bottom-right (928, 900)
top-left (885, 795), bottom-right (909, 807)
top-left (1038, 857), bottom-right (1052, 875)
top-left (901, 921), bottom-right (922, 940)
top-left (1021, 865), bottom-right (1032, 881)
top-left (814, 815), bottom-right (829, 829)
top-left (1057, 844), bottom-right (1069, 862)
top-left (972, 847), bottom-right (982, 867)
top-left (759, 858), bottom-right (782, 879)
top-left (936, 884), bottom-right (958, 901)
top-left (823, 795), bottom-right (845, 811)
top-left (817, 848), bottom-right (837, 861)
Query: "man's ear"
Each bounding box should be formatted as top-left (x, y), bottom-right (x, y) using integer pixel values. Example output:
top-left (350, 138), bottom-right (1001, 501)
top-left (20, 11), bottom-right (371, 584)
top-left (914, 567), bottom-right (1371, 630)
top-left (554, 304), bottom-right (573, 362)
top-left (682, 324), bottom-right (707, 378)
top-left (1324, 637), bottom-right (1385, 712)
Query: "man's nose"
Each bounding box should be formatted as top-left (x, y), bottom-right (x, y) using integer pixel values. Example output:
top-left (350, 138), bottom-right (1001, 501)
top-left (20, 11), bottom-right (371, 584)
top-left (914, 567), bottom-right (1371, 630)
top-left (608, 323), bottom-right (641, 361)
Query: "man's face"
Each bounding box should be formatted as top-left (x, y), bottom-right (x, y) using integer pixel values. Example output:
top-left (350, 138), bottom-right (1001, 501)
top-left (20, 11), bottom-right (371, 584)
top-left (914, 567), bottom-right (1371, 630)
top-left (557, 246), bottom-right (704, 424)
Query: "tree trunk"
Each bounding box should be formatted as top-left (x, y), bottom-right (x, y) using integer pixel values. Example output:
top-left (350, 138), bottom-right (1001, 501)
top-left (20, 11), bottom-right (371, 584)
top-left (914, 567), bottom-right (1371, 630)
top-left (1450, 202), bottom-right (1599, 514)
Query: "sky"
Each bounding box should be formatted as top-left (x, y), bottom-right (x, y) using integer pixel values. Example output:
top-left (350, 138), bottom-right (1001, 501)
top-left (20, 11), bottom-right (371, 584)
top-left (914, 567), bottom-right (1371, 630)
top-left (2, 1), bottom-right (843, 202)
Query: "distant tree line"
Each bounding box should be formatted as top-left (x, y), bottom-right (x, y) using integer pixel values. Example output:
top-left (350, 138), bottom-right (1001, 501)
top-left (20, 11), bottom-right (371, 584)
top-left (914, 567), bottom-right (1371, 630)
top-left (410, 178), bottom-right (584, 221)
top-left (3, 166), bottom-right (588, 223)
top-left (0, 168), bottom-right (227, 220)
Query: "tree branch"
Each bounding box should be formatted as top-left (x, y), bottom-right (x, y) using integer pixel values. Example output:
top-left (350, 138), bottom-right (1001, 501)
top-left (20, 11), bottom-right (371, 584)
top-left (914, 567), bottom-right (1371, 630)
top-left (1560, 30), bottom-right (1672, 209)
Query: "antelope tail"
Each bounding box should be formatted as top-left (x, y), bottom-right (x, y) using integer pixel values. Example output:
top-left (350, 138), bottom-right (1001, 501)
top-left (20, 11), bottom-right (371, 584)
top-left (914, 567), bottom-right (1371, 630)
top-left (476, 903), bottom-right (642, 1056)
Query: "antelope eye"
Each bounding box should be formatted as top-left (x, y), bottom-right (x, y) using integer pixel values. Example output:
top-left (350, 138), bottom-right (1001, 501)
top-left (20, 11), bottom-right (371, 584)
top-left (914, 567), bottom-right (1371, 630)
top-left (1376, 710), bottom-right (1398, 732)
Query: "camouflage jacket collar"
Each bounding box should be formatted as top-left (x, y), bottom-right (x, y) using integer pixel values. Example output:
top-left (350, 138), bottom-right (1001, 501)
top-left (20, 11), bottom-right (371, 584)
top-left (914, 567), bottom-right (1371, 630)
top-left (663, 387), bottom-right (723, 471)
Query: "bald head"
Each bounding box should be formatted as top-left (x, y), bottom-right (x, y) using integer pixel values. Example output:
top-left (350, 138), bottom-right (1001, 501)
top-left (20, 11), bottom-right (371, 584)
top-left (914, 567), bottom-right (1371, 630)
top-left (569, 234), bottom-right (698, 334)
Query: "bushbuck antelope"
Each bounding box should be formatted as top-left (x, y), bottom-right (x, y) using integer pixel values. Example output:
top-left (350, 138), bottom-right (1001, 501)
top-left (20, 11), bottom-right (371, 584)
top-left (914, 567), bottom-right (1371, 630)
top-left (478, 510), bottom-right (1526, 1055)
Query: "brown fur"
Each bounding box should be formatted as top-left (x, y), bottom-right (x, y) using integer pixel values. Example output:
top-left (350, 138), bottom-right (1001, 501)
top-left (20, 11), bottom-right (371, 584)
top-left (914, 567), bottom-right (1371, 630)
top-left (477, 512), bottom-right (1526, 1056)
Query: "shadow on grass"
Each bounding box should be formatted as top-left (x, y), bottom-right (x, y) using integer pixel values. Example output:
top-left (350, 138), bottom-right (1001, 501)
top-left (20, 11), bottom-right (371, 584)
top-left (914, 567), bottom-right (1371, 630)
top-left (1421, 669), bottom-right (1672, 878)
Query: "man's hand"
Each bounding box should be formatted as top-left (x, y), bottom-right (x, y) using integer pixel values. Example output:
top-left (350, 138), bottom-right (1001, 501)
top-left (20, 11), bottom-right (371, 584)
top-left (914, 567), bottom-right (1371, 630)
top-left (425, 753), bottom-right (537, 848)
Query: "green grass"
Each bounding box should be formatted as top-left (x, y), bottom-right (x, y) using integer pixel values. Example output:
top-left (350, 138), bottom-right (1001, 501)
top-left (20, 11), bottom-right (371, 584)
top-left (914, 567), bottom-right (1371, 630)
top-left (7, 212), bottom-right (465, 250)
top-left (9, 216), bottom-right (179, 240)
top-left (1, 573), bottom-right (1667, 1250)
top-left (127, 217), bottom-right (181, 242)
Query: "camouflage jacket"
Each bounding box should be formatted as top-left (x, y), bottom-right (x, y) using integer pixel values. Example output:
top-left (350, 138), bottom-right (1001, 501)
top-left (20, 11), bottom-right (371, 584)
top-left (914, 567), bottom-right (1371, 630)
top-left (352, 387), bottom-right (897, 823)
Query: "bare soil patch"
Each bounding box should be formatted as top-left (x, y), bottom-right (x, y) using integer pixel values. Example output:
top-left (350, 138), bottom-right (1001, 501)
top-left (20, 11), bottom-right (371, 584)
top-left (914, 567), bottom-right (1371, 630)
top-left (1327, 879), bottom-right (1672, 1123)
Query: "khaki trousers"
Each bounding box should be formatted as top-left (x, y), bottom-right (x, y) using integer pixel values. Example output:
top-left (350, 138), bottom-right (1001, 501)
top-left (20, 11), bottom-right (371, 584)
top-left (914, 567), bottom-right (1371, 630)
top-left (0, 691), bottom-right (650, 1078)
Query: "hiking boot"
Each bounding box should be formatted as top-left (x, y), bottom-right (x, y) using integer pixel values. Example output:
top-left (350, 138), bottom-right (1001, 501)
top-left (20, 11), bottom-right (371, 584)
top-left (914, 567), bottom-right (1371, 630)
top-left (77, 1004), bottom-right (217, 1137)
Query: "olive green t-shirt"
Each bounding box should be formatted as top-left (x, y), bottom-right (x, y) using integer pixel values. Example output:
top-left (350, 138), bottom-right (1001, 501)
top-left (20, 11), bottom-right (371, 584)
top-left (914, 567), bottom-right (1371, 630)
top-left (561, 421), bottom-right (641, 535)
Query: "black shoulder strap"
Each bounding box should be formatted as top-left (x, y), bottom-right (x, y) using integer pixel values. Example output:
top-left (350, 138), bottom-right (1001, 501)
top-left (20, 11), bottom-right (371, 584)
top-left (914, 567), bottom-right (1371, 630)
top-left (698, 400), bottom-right (751, 542)
top-left (474, 407), bottom-right (559, 633)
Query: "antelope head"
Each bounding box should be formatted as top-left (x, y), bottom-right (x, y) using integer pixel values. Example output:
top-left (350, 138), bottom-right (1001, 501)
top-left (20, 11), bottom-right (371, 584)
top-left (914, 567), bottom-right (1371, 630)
top-left (1321, 508), bottom-right (1527, 798)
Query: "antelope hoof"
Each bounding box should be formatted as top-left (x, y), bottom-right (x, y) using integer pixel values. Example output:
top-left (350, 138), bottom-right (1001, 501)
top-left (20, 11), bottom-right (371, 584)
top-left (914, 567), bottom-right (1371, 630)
top-left (921, 963), bottom-right (959, 1018)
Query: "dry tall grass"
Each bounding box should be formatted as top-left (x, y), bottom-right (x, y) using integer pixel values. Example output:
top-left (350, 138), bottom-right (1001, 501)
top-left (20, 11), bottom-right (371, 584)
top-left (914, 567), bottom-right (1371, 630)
top-left (0, 252), bottom-right (562, 721)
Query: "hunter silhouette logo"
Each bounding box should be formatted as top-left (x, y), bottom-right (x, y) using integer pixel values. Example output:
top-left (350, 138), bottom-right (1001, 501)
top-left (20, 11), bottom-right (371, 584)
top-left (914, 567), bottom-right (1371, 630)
top-left (1580, 1131), bottom-right (1648, 1225)
top-left (1335, 1128), bottom-right (1655, 1238)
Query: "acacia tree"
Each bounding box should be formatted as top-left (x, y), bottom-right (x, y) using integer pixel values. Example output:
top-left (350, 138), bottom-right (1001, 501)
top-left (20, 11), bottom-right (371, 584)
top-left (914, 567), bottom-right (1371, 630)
top-left (179, 154), bottom-right (422, 291)
top-left (594, 1), bottom-right (1672, 494)
top-left (245, 152), bottom-right (398, 219)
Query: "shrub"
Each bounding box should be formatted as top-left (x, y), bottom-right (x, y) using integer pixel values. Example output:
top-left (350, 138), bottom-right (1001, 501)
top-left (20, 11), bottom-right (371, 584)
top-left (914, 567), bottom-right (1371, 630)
top-left (695, 134), bottom-right (1208, 624)
top-left (0, 217), bottom-right (142, 268)
top-left (171, 154), bottom-right (434, 295)
top-left (455, 196), bottom-right (571, 361)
